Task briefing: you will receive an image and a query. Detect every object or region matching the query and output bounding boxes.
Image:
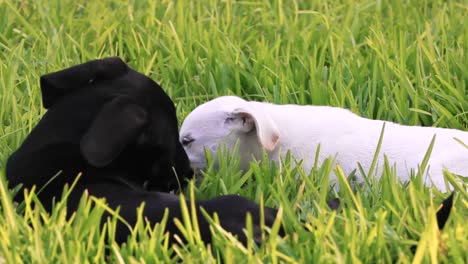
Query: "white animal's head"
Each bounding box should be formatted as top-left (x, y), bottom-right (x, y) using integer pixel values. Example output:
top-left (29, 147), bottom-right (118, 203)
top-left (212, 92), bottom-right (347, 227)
top-left (180, 96), bottom-right (280, 172)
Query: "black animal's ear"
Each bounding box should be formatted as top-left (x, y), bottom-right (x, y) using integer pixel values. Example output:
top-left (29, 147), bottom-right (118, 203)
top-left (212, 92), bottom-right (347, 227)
top-left (40, 57), bottom-right (128, 109)
top-left (80, 96), bottom-right (147, 167)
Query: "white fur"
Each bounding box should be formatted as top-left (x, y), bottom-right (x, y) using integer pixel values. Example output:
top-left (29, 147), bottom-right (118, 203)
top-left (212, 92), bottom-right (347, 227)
top-left (180, 96), bottom-right (468, 191)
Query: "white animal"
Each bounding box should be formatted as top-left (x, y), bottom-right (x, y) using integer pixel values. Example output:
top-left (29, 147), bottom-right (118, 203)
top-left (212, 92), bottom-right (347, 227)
top-left (179, 96), bottom-right (468, 191)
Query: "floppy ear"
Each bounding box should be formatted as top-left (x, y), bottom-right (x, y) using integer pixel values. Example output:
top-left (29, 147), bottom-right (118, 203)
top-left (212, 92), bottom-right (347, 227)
top-left (80, 96), bottom-right (147, 167)
top-left (227, 105), bottom-right (280, 151)
top-left (40, 57), bottom-right (128, 109)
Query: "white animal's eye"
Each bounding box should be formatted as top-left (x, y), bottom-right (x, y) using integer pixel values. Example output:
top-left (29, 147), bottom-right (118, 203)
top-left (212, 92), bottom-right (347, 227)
top-left (181, 136), bottom-right (195, 146)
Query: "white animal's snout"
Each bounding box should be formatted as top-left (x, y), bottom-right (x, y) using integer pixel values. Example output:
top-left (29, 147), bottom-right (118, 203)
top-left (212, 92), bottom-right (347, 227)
top-left (183, 147), bottom-right (206, 168)
top-left (179, 133), bottom-right (209, 171)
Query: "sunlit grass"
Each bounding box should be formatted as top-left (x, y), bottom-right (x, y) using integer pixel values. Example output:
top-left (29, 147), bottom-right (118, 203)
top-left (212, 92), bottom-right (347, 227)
top-left (0, 0), bottom-right (467, 263)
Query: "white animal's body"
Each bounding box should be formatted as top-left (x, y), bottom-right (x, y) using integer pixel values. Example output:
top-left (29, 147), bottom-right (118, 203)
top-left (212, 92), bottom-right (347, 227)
top-left (180, 96), bottom-right (468, 191)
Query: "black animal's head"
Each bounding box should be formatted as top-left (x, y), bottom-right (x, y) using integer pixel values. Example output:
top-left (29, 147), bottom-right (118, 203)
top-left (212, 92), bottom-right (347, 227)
top-left (39, 57), bottom-right (193, 191)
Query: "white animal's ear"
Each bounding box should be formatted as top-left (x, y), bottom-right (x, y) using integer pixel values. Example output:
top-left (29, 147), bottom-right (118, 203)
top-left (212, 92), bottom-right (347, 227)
top-left (227, 105), bottom-right (280, 151)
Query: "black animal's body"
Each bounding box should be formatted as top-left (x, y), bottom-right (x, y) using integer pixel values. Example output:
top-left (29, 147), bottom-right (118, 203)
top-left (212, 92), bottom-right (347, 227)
top-left (5, 57), bottom-right (454, 249)
top-left (6, 57), bottom-right (279, 244)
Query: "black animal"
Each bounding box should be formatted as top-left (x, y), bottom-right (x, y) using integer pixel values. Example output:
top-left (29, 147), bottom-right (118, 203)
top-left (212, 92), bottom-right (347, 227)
top-left (6, 57), bottom-right (279, 244)
top-left (5, 57), bottom-right (454, 250)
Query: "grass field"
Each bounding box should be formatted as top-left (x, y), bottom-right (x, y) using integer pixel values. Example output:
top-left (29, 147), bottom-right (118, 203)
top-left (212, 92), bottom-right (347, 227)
top-left (0, 0), bottom-right (467, 263)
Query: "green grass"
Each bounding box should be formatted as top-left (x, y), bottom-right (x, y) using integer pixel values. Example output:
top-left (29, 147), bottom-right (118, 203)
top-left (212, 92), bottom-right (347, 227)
top-left (0, 0), bottom-right (467, 263)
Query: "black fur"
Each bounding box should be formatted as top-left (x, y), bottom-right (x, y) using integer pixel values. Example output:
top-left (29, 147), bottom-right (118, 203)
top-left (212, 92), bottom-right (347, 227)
top-left (436, 192), bottom-right (454, 230)
top-left (6, 57), bottom-right (279, 244)
top-left (409, 192), bottom-right (455, 254)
